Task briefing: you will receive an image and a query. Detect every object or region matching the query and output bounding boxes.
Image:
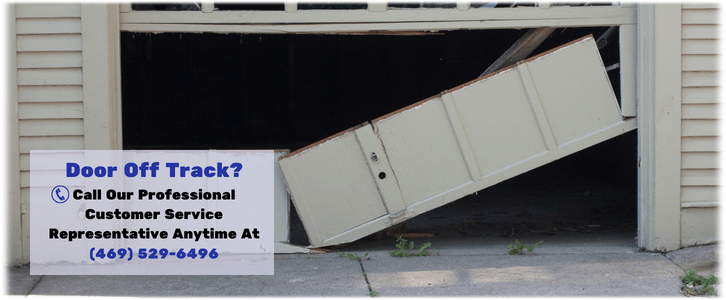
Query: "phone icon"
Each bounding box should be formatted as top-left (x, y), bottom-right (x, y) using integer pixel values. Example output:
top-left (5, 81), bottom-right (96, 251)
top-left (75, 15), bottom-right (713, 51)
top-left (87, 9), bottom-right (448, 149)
top-left (51, 185), bottom-right (69, 203)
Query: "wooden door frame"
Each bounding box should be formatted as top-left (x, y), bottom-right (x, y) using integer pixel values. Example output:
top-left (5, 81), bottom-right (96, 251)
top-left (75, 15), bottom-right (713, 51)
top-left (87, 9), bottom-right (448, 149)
top-left (635, 3), bottom-right (682, 251)
top-left (81, 4), bottom-right (123, 151)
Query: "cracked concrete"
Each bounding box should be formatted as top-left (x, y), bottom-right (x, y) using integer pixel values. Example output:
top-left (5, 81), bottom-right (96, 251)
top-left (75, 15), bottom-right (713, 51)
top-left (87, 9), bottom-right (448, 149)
top-left (666, 244), bottom-right (719, 277)
top-left (10, 243), bottom-right (712, 297)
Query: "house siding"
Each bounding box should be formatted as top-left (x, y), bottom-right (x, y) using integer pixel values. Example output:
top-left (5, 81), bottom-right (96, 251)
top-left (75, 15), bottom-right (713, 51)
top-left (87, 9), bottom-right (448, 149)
top-left (15, 3), bottom-right (85, 263)
top-left (680, 3), bottom-right (719, 246)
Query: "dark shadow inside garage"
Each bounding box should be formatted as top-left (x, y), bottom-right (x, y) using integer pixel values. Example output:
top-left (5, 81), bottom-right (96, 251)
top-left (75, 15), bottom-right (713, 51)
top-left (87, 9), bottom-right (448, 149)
top-left (121, 27), bottom-right (636, 249)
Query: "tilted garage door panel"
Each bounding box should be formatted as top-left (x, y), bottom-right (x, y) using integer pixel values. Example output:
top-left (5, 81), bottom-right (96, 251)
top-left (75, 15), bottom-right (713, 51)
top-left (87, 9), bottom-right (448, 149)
top-left (279, 130), bottom-right (388, 244)
top-left (450, 68), bottom-right (548, 176)
top-left (373, 99), bottom-right (472, 206)
top-left (525, 40), bottom-right (623, 146)
top-left (280, 35), bottom-right (632, 247)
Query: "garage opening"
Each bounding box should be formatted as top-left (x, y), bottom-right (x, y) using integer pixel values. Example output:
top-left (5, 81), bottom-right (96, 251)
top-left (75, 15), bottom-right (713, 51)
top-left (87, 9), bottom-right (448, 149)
top-left (121, 27), bottom-right (636, 249)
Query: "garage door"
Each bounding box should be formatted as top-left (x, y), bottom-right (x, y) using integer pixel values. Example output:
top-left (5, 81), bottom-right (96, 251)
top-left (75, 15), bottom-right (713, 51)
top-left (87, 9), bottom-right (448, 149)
top-left (279, 35), bottom-right (635, 247)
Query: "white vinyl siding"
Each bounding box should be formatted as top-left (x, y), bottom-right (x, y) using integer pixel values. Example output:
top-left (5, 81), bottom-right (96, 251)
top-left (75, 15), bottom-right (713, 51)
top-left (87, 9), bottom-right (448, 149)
top-left (679, 4), bottom-right (719, 246)
top-left (15, 3), bottom-right (85, 262)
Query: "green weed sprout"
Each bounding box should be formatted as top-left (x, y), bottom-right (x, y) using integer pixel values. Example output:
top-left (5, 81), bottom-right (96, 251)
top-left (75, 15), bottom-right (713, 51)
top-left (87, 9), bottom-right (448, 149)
top-left (390, 236), bottom-right (432, 257)
top-left (339, 252), bottom-right (369, 261)
top-left (681, 269), bottom-right (719, 296)
top-left (507, 239), bottom-right (543, 255)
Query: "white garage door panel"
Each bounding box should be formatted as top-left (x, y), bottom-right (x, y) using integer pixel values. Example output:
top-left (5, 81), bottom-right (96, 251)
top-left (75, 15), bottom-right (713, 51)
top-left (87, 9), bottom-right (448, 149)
top-left (451, 68), bottom-right (548, 176)
top-left (374, 99), bottom-right (472, 206)
top-left (279, 127), bottom-right (389, 245)
top-left (353, 125), bottom-right (407, 215)
top-left (280, 35), bottom-right (630, 248)
top-left (525, 39), bottom-right (623, 146)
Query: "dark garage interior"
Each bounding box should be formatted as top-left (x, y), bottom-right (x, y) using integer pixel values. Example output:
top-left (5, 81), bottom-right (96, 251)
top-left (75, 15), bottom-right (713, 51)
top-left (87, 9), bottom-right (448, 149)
top-left (121, 27), bottom-right (637, 248)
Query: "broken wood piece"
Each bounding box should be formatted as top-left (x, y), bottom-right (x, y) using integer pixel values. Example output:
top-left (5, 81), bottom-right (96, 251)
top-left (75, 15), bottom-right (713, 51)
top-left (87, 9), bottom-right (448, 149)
top-left (374, 222), bottom-right (434, 238)
top-left (305, 247), bottom-right (332, 253)
top-left (479, 27), bottom-right (556, 77)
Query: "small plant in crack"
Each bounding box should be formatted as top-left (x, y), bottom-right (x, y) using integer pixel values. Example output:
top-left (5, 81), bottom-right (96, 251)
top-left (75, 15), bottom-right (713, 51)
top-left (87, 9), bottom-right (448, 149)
top-left (390, 236), bottom-right (432, 257)
top-left (507, 239), bottom-right (543, 255)
top-left (681, 269), bottom-right (719, 296)
top-left (339, 252), bottom-right (369, 261)
top-left (369, 289), bottom-right (380, 297)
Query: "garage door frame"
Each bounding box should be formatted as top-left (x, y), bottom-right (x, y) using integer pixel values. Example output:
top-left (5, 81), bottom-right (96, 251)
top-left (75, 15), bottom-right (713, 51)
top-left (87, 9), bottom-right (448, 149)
top-left (86, 3), bottom-right (681, 251)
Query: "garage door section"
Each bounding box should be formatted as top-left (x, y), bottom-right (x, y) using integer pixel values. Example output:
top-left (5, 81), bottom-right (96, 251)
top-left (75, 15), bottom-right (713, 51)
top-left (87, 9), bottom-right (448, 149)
top-left (279, 35), bottom-right (635, 247)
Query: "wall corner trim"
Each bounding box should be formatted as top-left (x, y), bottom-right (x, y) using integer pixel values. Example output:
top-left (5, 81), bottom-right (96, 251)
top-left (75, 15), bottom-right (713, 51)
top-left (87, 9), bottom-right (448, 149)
top-left (81, 4), bottom-right (122, 150)
top-left (636, 3), bottom-right (682, 252)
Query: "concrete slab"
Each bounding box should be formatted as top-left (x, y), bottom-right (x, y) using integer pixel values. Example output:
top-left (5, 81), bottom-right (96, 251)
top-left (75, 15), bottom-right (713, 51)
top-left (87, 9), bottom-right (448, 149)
top-left (7, 266), bottom-right (42, 296)
top-left (362, 253), bottom-right (683, 296)
top-left (666, 244), bottom-right (719, 277)
top-left (26, 257), bottom-right (369, 297)
top-left (8, 251), bottom-right (693, 297)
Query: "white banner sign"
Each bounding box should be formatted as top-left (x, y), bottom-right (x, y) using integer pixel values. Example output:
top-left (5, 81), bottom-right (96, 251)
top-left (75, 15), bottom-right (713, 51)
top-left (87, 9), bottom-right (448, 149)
top-left (30, 150), bottom-right (274, 275)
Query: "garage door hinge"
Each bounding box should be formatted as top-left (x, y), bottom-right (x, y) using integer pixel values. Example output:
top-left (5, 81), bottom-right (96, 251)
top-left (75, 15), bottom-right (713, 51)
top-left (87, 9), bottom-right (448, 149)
top-left (387, 209), bottom-right (408, 224)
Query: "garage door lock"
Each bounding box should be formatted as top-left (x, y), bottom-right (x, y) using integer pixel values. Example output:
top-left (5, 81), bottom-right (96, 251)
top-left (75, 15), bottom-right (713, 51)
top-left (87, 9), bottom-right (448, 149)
top-left (370, 152), bottom-right (379, 163)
